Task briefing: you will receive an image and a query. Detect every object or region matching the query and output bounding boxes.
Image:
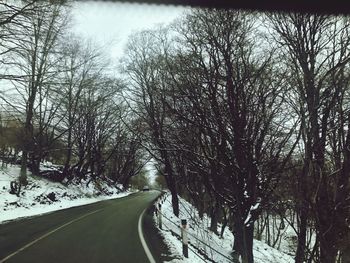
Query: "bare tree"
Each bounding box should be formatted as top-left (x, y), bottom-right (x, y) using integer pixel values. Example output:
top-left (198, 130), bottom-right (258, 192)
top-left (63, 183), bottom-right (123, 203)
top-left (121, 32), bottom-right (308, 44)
top-left (160, 10), bottom-right (298, 263)
top-left (55, 37), bottom-right (104, 178)
top-left (269, 13), bottom-right (350, 263)
top-left (122, 28), bottom-right (181, 216)
top-left (122, 9), bottom-right (297, 263)
top-left (1, 1), bottom-right (69, 184)
top-left (0, 0), bottom-right (38, 27)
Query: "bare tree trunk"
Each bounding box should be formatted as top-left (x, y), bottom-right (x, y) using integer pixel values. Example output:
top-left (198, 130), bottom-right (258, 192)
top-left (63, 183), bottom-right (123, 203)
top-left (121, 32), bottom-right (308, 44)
top-left (165, 165), bottom-right (180, 217)
top-left (209, 201), bottom-right (220, 235)
top-left (341, 246), bottom-right (350, 263)
top-left (220, 207), bottom-right (228, 238)
top-left (20, 91), bottom-right (36, 185)
top-left (295, 208), bottom-right (307, 263)
top-left (233, 213), bottom-right (254, 263)
top-left (319, 239), bottom-right (337, 263)
top-left (20, 150), bottom-right (28, 185)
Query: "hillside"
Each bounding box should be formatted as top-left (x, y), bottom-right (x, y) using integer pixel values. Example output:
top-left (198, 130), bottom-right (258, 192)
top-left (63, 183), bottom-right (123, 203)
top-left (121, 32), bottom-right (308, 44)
top-left (0, 164), bottom-right (132, 223)
top-left (154, 193), bottom-right (294, 263)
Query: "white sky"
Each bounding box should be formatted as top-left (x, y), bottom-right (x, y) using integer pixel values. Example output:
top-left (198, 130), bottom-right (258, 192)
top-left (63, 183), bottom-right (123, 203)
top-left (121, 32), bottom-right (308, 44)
top-left (71, 2), bottom-right (186, 184)
top-left (71, 1), bottom-right (187, 60)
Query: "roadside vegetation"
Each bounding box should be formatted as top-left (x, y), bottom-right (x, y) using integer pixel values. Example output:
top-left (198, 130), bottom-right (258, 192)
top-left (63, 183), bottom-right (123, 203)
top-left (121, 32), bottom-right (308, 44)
top-left (122, 10), bottom-right (350, 263)
top-left (0, 1), bottom-right (349, 263)
top-left (0, 0), bottom-right (146, 195)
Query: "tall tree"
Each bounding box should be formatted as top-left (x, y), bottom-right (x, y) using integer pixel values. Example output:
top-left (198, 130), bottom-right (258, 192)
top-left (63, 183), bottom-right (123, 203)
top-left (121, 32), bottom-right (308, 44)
top-left (122, 28), bottom-right (180, 216)
top-left (269, 13), bottom-right (350, 263)
top-left (164, 10), bottom-right (297, 263)
top-left (1, 1), bottom-right (69, 183)
top-left (123, 9), bottom-right (297, 262)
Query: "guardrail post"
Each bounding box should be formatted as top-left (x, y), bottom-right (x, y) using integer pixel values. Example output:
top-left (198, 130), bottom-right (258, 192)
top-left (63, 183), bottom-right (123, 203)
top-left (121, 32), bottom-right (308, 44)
top-left (181, 219), bottom-right (188, 258)
top-left (158, 203), bottom-right (162, 229)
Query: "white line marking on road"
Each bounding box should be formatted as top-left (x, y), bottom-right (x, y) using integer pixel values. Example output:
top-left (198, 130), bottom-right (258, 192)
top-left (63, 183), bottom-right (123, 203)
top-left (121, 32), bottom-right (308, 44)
top-left (138, 208), bottom-right (156, 263)
top-left (0, 209), bottom-right (102, 263)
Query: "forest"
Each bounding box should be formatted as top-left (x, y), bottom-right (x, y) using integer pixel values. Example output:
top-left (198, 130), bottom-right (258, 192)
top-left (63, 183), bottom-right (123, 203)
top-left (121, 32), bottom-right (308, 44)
top-left (1, 1), bottom-right (349, 263)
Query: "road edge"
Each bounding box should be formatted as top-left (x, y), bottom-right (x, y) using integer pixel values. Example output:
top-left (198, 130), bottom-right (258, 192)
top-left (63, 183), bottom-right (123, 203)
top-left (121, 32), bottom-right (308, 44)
top-left (138, 208), bottom-right (156, 263)
top-left (0, 191), bottom-right (138, 226)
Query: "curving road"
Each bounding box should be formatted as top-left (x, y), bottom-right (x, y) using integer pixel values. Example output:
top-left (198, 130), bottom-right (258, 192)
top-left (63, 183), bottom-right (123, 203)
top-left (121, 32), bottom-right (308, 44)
top-left (0, 191), bottom-right (160, 263)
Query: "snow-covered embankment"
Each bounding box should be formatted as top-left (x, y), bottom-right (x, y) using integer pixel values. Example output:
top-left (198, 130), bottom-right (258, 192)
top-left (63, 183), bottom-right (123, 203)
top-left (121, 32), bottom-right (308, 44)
top-left (0, 165), bottom-right (132, 223)
top-left (154, 193), bottom-right (294, 263)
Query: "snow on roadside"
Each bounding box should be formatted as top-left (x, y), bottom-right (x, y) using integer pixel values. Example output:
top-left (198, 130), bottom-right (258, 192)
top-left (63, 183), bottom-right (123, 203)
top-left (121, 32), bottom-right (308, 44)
top-left (0, 165), bottom-right (133, 224)
top-left (154, 193), bottom-right (294, 263)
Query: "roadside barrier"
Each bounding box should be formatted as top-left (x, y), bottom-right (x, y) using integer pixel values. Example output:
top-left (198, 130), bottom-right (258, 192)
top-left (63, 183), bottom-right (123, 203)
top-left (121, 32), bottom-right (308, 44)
top-left (153, 192), bottom-right (233, 263)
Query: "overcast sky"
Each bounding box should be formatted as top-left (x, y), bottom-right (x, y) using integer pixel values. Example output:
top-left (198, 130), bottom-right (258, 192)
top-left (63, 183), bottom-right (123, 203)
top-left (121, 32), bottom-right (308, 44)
top-left (70, 2), bottom-right (187, 184)
top-left (71, 1), bottom-right (187, 60)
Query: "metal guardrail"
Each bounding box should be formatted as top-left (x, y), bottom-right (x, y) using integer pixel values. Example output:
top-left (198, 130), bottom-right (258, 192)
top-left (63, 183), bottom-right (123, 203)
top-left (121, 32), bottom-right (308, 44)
top-left (161, 220), bottom-right (209, 262)
top-left (154, 192), bottom-right (233, 263)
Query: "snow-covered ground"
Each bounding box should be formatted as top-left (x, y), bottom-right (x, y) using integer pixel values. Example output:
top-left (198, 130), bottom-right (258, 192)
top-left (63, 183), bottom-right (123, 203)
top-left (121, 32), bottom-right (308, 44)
top-left (0, 165), bottom-right (133, 224)
top-left (154, 193), bottom-right (294, 263)
top-left (254, 211), bottom-right (316, 258)
top-left (254, 211), bottom-right (299, 257)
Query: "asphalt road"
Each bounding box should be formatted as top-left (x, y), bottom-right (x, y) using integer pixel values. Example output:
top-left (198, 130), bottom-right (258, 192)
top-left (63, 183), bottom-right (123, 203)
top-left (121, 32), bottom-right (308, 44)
top-left (0, 191), bottom-right (160, 263)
